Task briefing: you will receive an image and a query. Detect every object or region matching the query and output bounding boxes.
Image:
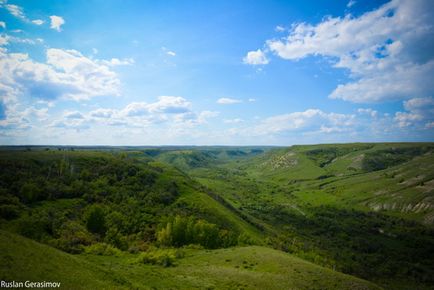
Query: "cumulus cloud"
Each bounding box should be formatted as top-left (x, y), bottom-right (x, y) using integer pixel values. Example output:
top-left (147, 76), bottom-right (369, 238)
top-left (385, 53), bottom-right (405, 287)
top-left (49, 15), bottom-right (65, 31)
top-left (147, 96), bottom-right (191, 114)
top-left (103, 58), bottom-right (135, 66)
top-left (120, 96), bottom-right (191, 117)
top-left (197, 110), bottom-right (219, 124)
top-left (357, 108), bottom-right (378, 117)
top-left (0, 21), bottom-right (5, 29)
top-left (217, 97), bottom-right (242, 104)
top-left (47, 96), bottom-right (210, 133)
top-left (262, 0), bottom-right (434, 103)
top-left (243, 49), bottom-right (269, 65)
top-left (0, 47), bottom-right (122, 102)
top-left (89, 108), bottom-right (115, 119)
top-left (394, 96), bottom-right (434, 127)
top-left (253, 109), bottom-right (355, 135)
top-left (31, 19), bottom-right (44, 25)
top-left (64, 111), bottom-right (85, 119)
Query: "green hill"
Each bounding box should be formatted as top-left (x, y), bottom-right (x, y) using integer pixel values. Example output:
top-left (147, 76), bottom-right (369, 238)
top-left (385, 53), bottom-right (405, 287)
top-left (1, 144), bottom-right (433, 289)
top-left (171, 143), bottom-right (434, 289)
top-left (0, 230), bottom-right (380, 290)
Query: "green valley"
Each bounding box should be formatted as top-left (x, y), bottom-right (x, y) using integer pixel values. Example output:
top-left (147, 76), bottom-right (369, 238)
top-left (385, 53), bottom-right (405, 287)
top-left (1, 143), bottom-right (434, 289)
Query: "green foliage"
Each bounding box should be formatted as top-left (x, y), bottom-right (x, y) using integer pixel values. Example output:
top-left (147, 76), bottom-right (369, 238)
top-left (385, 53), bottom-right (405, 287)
top-left (84, 205), bottom-right (107, 236)
top-left (84, 243), bottom-right (121, 256)
top-left (52, 221), bottom-right (93, 254)
top-left (136, 247), bottom-right (185, 267)
top-left (305, 145), bottom-right (372, 167)
top-left (362, 146), bottom-right (433, 172)
top-left (157, 215), bottom-right (238, 249)
top-left (1, 144), bottom-right (433, 290)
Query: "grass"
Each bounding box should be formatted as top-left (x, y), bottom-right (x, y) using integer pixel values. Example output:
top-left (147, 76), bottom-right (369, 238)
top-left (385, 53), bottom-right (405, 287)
top-left (0, 230), bottom-right (130, 289)
top-left (0, 230), bottom-right (381, 289)
top-left (1, 143), bottom-right (433, 289)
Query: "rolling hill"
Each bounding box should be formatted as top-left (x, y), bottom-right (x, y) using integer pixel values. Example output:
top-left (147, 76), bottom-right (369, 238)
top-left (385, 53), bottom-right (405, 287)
top-left (1, 143), bottom-right (433, 289)
top-left (0, 230), bottom-right (380, 290)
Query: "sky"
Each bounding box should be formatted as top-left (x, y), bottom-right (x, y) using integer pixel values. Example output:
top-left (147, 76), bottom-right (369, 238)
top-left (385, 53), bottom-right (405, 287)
top-left (0, 0), bottom-right (433, 145)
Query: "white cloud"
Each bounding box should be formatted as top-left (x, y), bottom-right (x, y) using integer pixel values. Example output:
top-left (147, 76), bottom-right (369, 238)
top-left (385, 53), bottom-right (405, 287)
top-left (264, 0), bottom-right (434, 103)
top-left (253, 109), bottom-right (355, 135)
top-left (147, 96), bottom-right (191, 114)
top-left (224, 118), bottom-right (244, 124)
top-left (0, 35), bottom-right (9, 46)
top-left (217, 97), bottom-right (242, 104)
top-left (0, 47), bottom-right (121, 102)
top-left (197, 110), bottom-right (219, 124)
top-left (89, 108), bottom-right (115, 119)
top-left (32, 19), bottom-right (44, 25)
top-left (5, 4), bottom-right (26, 20)
top-left (46, 96), bottom-right (209, 133)
top-left (425, 121), bottom-right (434, 129)
top-left (275, 25), bottom-right (285, 32)
top-left (161, 47), bottom-right (176, 57)
top-left (243, 49), bottom-right (269, 65)
top-left (0, 21), bottom-right (5, 29)
top-left (49, 15), bottom-right (65, 32)
top-left (0, 34), bottom-right (41, 45)
top-left (394, 96), bottom-right (434, 127)
top-left (103, 57), bottom-right (135, 66)
top-left (357, 108), bottom-right (378, 117)
top-left (347, 0), bottom-right (356, 8)
top-left (248, 98), bottom-right (256, 102)
top-left (120, 96), bottom-right (192, 117)
top-left (92, 48), bottom-right (98, 54)
top-left (64, 111), bottom-right (85, 119)
top-left (22, 107), bottom-right (49, 121)
top-left (121, 102), bottom-right (149, 117)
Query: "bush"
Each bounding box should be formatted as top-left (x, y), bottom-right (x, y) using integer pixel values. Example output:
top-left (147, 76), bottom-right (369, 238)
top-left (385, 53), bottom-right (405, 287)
top-left (85, 243), bottom-right (121, 256)
top-left (156, 215), bottom-right (239, 249)
top-left (84, 205), bottom-right (107, 236)
top-left (136, 248), bottom-right (184, 267)
top-left (0, 205), bottom-right (20, 220)
top-left (53, 221), bottom-right (93, 254)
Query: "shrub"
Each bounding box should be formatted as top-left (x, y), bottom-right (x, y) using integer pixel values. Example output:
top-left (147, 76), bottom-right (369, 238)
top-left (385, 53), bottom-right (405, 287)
top-left (85, 243), bottom-right (121, 256)
top-left (156, 215), bottom-right (239, 249)
top-left (136, 248), bottom-right (184, 267)
top-left (0, 205), bottom-right (20, 220)
top-left (84, 205), bottom-right (107, 236)
top-left (53, 221), bottom-right (93, 254)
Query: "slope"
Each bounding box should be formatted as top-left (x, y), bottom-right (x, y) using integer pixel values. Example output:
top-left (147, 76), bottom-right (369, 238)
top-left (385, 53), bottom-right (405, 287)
top-left (0, 230), bottom-right (381, 290)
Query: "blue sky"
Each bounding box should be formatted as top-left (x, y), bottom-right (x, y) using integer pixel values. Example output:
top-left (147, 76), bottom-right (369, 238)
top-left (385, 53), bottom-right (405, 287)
top-left (0, 0), bottom-right (433, 145)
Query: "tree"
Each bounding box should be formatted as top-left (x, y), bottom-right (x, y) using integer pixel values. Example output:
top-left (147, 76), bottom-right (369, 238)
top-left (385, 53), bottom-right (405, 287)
top-left (85, 205), bottom-right (107, 236)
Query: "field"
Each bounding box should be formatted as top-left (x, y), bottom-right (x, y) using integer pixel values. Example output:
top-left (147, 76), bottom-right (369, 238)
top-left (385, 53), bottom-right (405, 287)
top-left (1, 143), bottom-right (434, 289)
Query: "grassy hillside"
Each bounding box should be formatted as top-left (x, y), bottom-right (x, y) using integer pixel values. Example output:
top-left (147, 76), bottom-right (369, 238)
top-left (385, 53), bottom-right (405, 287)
top-left (171, 143), bottom-right (434, 289)
top-left (1, 144), bottom-right (433, 289)
top-left (0, 230), bottom-right (129, 289)
top-left (0, 230), bottom-right (380, 290)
